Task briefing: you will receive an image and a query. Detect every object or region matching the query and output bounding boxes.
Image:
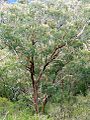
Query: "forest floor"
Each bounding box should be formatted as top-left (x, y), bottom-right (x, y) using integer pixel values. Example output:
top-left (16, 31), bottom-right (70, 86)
top-left (0, 93), bottom-right (90, 120)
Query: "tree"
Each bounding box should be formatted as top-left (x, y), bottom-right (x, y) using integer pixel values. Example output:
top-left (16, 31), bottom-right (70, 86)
top-left (0, 0), bottom-right (89, 113)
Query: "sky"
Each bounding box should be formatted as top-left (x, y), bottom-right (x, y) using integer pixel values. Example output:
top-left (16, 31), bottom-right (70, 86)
top-left (8, 0), bottom-right (17, 3)
top-left (7, 0), bottom-right (32, 3)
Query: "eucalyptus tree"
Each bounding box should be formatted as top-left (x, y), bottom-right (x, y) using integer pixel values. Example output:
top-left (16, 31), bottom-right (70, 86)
top-left (0, 0), bottom-right (89, 113)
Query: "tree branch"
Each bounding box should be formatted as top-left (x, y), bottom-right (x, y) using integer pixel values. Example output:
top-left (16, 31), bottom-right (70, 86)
top-left (76, 24), bottom-right (87, 38)
top-left (0, 52), bottom-right (10, 61)
top-left (37, 43), bottom-right (66, 83)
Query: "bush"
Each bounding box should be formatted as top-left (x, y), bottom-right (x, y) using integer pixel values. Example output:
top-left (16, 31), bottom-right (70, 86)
top-left (0, 97), bottom-right (13, 119)
top-left (49, 93), bottom-right (90, 120)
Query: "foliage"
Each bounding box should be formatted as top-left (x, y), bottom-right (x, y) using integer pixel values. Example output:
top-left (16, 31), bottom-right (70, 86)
top-left (0, 97), bottom-right (52, 120)
top-left (0, 49), bottom-right (31, 101)
top-left (0, 94), bottom-right (90, 120)
top-left (0, 0), bottom-right (90, 114)
top-left (49, 93), bottom-right (90, 120)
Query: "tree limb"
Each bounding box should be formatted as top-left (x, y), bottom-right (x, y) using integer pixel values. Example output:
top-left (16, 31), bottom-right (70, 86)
top-left (76, 24), bottom-right (87, 38)
top-left (37, 43), bottom-right (66, 83)
top-left (0, 52), bottom-right (10, 61)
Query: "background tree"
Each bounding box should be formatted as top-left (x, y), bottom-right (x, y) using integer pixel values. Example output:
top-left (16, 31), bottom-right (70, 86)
top-left (0, 0), bottom-right (90, 113)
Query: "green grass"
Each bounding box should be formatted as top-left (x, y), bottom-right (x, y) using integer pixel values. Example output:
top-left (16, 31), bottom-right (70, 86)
top-left (48, 93), bottom-right (90, 120)
top-left (0, 94), bottom-right (90, 120)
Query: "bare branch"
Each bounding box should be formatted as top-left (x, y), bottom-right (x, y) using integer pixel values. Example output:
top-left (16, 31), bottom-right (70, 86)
top-left (3, 111), bottom-right (9, 120)
top-left (76, 24), bottom-right (87, 38)
top-left (0, 52), bottom-right (10, 61)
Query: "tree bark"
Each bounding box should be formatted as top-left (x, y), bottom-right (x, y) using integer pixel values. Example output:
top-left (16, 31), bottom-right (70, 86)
top-left (31, 58), bottom-right (39, 113)
top-left (42, 95), bottom-right (52, 113)
top-left (29, 35), bottom-right (39, 113)
top-left (27, 43), bottom-right (66, 113)
top-left (33, 82), bottom-right (39, 113)
top-left (42, 95), bottom-right (48, 113)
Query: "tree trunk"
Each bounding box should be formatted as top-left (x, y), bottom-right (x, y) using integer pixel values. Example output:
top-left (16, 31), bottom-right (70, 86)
top-left (33, 83), bottom-right (39, 113)
top-left (42, 95), bottom-right (48, 113)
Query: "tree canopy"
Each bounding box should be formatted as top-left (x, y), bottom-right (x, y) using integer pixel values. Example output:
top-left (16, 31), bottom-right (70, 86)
top-left (0, 0), bottom-right (90, 114)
